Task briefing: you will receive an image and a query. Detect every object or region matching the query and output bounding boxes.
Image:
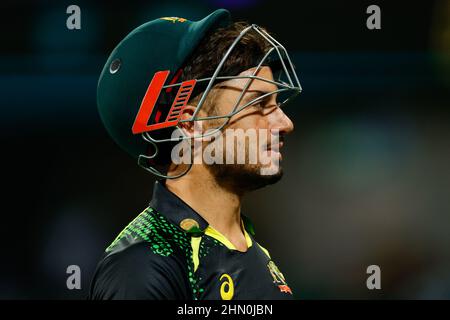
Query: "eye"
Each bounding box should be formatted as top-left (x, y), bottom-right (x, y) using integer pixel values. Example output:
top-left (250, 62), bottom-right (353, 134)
top-left (252, 101), bottom-right (264, 108)
top-left (250, 96), bottom-right (270, 109)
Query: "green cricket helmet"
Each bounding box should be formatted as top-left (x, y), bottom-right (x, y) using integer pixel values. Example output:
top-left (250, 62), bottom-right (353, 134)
top-left (97, 9), bottom-right (231, 161)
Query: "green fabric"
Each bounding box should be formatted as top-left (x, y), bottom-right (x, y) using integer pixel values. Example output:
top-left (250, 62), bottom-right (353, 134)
top-left (107, 207), bottom-right (205, 299)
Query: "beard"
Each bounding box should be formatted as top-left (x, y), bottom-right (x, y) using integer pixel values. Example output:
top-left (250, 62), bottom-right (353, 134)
top-left (206, 160), bottom-right (284, 195)
top-left (202, 127), bottom-right (284, 194)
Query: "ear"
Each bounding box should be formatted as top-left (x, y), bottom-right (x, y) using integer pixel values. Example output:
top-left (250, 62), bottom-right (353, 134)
top-left (178, 105), bottom-right (197, 136)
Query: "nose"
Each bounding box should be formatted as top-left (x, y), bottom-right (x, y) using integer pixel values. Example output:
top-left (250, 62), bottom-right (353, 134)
top-left (271, 107), bottom-right (294, 135)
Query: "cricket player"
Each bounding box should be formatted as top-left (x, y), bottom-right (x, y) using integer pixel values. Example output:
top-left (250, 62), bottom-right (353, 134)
top-left (89, 8), bottom-right (302, 300)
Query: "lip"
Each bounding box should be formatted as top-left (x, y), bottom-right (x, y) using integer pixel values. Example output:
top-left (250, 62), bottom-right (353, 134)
top-left (264, 140), bottom-right (284, 160)
top-left (264, 149), bottom-right (282, 161)
top-left (265, 142), bottom-right (283, 152)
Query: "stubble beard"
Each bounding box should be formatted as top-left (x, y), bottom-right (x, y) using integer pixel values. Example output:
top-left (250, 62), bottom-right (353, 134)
top-left (205, 142), bottom-right (284, 194)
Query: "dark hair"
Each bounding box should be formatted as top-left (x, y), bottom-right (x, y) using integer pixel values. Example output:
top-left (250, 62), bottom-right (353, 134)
top-left (181, 21), bottom-right (272, 110)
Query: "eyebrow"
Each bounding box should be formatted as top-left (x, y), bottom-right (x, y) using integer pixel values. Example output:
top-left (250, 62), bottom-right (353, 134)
top-left (243, 90), bottom-right (271, 103)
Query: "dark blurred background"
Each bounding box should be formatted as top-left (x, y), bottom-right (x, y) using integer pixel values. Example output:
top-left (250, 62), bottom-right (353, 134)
top-left (0, 0), bottom-right (449, 299)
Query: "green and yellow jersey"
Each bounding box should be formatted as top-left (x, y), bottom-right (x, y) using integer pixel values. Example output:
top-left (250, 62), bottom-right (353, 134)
top-left (89, 181), bottom-right (293, 300)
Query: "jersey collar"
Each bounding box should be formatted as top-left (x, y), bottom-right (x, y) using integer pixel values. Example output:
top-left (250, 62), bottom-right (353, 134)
top-left (149, 180), bottom-right (256, 238)
top-left (149, 180), bottom-right (209, 234)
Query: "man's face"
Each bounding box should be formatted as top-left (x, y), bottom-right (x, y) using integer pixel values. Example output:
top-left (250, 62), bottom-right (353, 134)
top-left (201, 66), bottom-right (294, 192)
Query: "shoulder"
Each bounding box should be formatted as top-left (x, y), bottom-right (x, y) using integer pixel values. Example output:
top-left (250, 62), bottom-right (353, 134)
top-left (89, 208), bottom-right (194, 300)
top-left (89, 241), bottom-right (190, 300)
top-left (255, 241), bottom-right (271, 259)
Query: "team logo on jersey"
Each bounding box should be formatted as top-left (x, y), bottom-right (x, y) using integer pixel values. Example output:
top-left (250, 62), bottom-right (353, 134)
top-left (219, 273), bottom-right (234, 300)
top-left (267, 260), bottom-right (292, 294)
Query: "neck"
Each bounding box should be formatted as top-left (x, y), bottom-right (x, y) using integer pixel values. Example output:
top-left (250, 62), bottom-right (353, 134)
top-left (165, 165), bottom-right (248, 251)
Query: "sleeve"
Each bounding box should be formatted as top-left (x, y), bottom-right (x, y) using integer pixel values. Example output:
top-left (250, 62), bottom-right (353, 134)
top-left (88, 241), bottom-right (191, 300)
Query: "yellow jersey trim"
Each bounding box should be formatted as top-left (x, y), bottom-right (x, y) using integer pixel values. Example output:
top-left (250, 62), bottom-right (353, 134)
top-left (258, 243), bottom-right (271, 259)
top-left (204, 220), bottom-right (253, 251)
top-left (191, 236), bottom-right (202, 272)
